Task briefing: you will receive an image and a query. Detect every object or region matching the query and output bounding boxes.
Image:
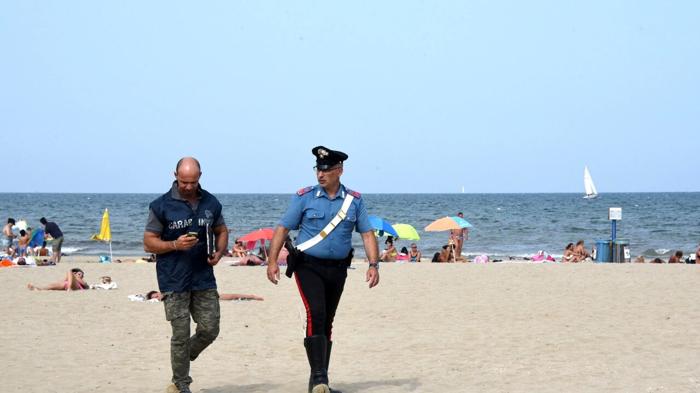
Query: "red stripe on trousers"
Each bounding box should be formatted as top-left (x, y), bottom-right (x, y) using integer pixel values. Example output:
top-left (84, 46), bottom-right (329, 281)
top-left (294, 272), bottom-right (313, 336)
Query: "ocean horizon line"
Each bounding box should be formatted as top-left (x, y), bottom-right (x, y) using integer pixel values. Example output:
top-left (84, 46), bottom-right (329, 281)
top-left (2, 191), bottom-right (700, 195)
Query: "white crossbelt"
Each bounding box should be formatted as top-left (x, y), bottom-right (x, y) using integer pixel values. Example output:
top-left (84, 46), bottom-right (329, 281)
top-left (296, 193), bottom-right (355, 252)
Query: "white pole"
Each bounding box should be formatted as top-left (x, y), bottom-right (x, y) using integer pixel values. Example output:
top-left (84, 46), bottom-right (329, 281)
top-left (109, 241), bottom-right (113, 263)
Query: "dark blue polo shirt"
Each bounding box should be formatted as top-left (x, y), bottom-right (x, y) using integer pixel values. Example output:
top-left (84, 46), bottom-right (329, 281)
top-left (44, 222), bottom-right (63, 238)
top-left (146, 182), bottom-right (224, 293)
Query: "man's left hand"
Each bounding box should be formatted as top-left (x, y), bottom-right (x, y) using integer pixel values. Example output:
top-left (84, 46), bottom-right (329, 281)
top-left (208, 252), bottom-right (223, 266)
top-left (366, 267), bottom-right (380, 288)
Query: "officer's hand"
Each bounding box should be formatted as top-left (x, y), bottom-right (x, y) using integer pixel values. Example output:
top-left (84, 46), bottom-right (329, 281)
top-left (267, 262), bottom-right (280, 285)
top-left (176, 234), bottom-right (197, 251)
top-left (366, 267), bottom-right (380, 288)
top-left (207, 252), bottom-right (222, 266)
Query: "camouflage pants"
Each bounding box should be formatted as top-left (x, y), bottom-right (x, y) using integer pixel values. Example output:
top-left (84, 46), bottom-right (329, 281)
top-left (163, 289), bottom-right (220, 386)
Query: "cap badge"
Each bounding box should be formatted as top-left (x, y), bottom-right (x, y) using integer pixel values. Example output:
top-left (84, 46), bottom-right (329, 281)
top-left (318, 148), bottom-right (329, 158)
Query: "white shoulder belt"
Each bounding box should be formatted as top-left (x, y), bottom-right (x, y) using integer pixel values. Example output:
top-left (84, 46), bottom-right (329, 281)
top-left (296, 193), bottom-right (355, 252)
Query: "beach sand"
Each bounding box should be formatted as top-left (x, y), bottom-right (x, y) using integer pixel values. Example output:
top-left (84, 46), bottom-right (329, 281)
top-left (2, 257), bottom-right (699, 393)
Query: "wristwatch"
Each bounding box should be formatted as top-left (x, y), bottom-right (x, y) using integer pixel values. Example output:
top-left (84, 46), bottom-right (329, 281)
top-left (368, 262), bottom-right (379, 269)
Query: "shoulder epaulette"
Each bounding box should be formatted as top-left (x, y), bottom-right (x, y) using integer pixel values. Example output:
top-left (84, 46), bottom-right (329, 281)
top-left (347, 189), bottom-right (361, 198)
top-left (296, 186), bottom-right (314, 196)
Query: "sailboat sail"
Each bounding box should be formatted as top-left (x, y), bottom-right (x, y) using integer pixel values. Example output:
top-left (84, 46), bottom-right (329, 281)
top-left (583, 166), bottom-right (598, 198)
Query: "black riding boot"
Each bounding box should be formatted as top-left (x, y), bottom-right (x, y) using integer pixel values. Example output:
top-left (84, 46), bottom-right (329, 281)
top-left (304, 335), bottom-right (329, 393)
top-left (326, 340), bottom-right (342, 393)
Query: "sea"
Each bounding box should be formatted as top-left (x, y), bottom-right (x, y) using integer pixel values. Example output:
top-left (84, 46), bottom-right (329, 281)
top-left (1, 193), bottom-right (699, 259)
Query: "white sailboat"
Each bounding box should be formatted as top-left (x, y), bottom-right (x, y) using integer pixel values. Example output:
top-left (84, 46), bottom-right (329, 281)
top-left (583, 166), bottom-right (598, 199)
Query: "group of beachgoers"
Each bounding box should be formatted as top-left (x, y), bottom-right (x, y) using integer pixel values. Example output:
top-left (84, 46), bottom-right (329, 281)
top-left (377, 212), bottom-right (469, 263)
top-left (635, 249), bottom-right (699, 264)
top-left (2, 217), bottom-right (63, 265)
top-left (561, 240), bottom-right (593, 263)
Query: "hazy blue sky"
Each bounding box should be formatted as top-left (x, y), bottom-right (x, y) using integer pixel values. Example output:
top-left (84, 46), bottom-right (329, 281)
top-left (2, 1), bottom-right (698, 193)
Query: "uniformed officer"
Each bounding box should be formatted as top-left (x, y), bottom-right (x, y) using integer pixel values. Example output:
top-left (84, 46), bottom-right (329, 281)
top-left (143, 157), bottom-right (229, 393)
top-left (267, 146), bottom-right (380, 393)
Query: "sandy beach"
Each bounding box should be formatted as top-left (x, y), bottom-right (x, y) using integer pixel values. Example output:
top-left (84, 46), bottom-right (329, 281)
top-left (2, 257), bottom-right (699, 393)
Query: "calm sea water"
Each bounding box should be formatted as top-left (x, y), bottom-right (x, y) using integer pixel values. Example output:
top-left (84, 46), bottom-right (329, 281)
top-left (1, 193), bottom-right (699, 259)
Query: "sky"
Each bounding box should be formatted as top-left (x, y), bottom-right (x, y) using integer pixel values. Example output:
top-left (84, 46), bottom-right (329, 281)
top-left (1, 1), bottom-right (698, 193)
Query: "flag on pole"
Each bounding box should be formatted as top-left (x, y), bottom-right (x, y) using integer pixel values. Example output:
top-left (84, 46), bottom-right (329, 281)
top-left (91, 209), bottom-right (111, 242)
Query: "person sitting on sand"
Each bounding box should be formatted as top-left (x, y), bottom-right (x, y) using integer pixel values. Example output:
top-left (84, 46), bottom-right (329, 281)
top-left (431, 245), bottom-right (454, 263)
top-left (380, 236), bottom-right (397, 262)
top-left (635, 256), bottom-right (646, 263)
top-left (573, 240), bottom-right (590, 262)
top-left (34, 241), bottom-right (50, 257)
top-left (409, 243), bottom-right (422, 262)
top-left (27, 268), bottom-right (89, 291)
top-left (562, 243), bottom-right (575, 262)
top-left (650, 257), bottom-right (664, 264)
top-left (693, 247), bottom-right (700, 264)
top-left (145, 290), bottom-right (264, 301)
top-left (231, 239), bottom-right (247, 258)
top-left (668, 250), bottom-right (683, 264)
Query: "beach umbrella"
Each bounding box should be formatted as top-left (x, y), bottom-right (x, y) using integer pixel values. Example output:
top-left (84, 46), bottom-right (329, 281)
top-left (238, 228), bottom-right (274, 260)
top-left (391, 223), bottom-right (420, 241)
top-left (238, 228), bottom-right (274, 243)
top-left (90, 208), bottom-right (113, 262)
top-left (424, 216), bottom-right (473, 232)
top-left (368, 216), bottom-right (398, 237)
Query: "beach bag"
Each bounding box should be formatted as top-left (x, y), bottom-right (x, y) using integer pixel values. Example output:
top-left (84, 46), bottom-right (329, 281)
top-left (473, 255), bottom-right (489, 264)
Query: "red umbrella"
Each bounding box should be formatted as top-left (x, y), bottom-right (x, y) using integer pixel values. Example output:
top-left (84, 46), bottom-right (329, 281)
top-left (238, 228), bottom-right (274, 243)
top-left (237, 228), bottom-right (274, 260)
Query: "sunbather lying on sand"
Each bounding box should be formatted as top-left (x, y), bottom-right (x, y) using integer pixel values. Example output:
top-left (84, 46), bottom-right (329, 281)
top-left (27, 268), bottom-right (89, 291)
top-left (145, 291), bottom-right (264, 301)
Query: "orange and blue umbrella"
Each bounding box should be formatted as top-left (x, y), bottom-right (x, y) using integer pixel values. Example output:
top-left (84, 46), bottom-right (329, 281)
top-left (424, 216), bottom-right (473, 232)
top-left (368, 216), bottom-right (398, 237)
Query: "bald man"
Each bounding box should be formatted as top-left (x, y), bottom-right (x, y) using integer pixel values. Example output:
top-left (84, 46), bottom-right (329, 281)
top-left (144, 157), bottom-right (228, 393)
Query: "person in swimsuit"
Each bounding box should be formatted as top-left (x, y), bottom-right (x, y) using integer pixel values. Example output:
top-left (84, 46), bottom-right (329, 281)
top-left (572, 240), bottom-right (590, 262)
top-left (2, 218), bottom-right (16, 255)
top-left (17, 230), bottom-right (30, 257)
top-left (409, 243), bottom-right (421, 262)
top-left (450, 212), bottom-right (468, 261)
top-left (668, 250), bottom-right (683, 263)
top-left (381, 236), bottom-right (398, 262)
top-left (27, 268), bottom-right (89, 291)
top-left (145, 291), bottom-right (264, 301)
top-left (562, 243), bottom-right (575, 262)
top-left (231, 239), bottom-right (247, 257)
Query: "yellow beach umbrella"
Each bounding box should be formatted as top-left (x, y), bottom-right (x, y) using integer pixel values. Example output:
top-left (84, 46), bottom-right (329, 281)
top-left (91, 209), bottom-right (112, 262)
top-left (391, 223), bottom-right (420, 241)
top-left (91, 209), bottom-right (111, 241)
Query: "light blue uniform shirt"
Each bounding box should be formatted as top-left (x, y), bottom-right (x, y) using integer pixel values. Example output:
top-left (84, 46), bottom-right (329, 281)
top-left (279, 184), bottom-right (371, 260)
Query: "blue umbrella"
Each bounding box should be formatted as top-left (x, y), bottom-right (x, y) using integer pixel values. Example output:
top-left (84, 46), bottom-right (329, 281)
top-left (368, 215), bottom-right (399, 237)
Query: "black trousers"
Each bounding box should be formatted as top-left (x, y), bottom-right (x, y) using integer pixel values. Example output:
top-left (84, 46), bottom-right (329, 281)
top-left (294, 256), bottom-right (349, 339)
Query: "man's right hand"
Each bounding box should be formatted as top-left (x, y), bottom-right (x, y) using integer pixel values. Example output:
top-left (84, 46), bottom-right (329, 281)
top-left (267, 262), bottom-right (280, 285)
top-left (176, 234), bottom-right (198, 251)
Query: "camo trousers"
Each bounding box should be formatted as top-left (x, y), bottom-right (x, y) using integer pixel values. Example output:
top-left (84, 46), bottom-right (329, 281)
top-left (163, 289), bottom-right (220, 386)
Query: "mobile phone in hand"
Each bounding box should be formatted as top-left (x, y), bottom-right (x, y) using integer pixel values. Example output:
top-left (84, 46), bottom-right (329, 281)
top-left (186, 231), bottom-right (198, 238)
